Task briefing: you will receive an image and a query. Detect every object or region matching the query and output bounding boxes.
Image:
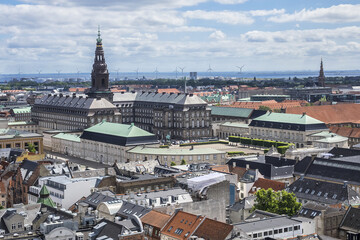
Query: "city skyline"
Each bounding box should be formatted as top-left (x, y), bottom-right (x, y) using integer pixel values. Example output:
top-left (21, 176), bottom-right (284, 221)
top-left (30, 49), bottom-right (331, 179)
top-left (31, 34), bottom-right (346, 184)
top-left (1, 0), bottom-right (360, 73)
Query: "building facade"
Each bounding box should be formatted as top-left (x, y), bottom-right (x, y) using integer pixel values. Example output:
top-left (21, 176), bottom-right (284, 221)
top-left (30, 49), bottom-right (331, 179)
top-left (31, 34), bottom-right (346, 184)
top-left (51, 121), bottom-right (159, 165)
top-left (249, 112), bottom-right (347, 148)
top-left (113, 92), bottom-right (212, 141)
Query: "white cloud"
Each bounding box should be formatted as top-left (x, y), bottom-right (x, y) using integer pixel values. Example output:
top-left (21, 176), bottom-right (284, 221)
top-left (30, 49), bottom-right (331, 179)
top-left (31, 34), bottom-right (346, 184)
top-left (184, 10), bottom-right (254, 25)
top-left (213, 0), bottom-right (247, 4)
top-left (268, 4), bottom-right (360, 23)
top-left (209, 30), bottom-right (226, 40)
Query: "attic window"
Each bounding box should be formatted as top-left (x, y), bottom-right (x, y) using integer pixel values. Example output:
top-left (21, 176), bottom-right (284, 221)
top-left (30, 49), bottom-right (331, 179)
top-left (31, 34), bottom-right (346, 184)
top-left (317, 191), bottom-right (322, 196)
top-left (310, 190), bottom-right (315, 195)
top-left (305, 189), bottom-right (310, 194)
top-left (324, 193), bottom-right (328, 198)
top-left (298, 188), bottom-right (303, 193)
top-left (168, 226), bottom-right (173, 232)
top-left (332, 194), bottom-right (337, 199)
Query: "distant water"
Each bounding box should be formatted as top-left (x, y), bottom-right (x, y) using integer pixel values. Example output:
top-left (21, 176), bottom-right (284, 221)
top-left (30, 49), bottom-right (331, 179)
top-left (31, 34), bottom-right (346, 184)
top-left (1, 70), bottom-right (360, 82)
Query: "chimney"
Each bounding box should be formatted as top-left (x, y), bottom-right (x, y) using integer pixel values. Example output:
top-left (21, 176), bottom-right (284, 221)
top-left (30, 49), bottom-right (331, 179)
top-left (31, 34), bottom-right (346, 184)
top-left (73, 93), bottom-right (76, 97)
top-left (300, 174), bottom-right (304, 180)
top-left (343, 181), bottom-right (348, 188)
top-left (59, 93), bottom-right (63, 97)
top-left (246, 164), bottom-right (250, 170)
top-left (302, 112), bottom-right (306, 116)
top-left (232, 162), bottom-right (236, 168)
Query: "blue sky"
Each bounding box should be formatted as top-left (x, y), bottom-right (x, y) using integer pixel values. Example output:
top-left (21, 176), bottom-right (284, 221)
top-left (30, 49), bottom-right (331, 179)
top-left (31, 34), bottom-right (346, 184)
top-left (1, 0), bottom-right (360, 73)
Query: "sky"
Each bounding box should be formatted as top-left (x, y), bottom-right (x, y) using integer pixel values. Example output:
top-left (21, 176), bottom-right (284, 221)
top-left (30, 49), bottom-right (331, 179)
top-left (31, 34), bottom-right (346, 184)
top-left (1, 0), bottom-right (360, 74)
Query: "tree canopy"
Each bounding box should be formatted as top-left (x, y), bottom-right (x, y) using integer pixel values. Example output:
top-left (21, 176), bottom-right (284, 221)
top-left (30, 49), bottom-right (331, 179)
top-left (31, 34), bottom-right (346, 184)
top-left (253, 188), bottom-right (301, 216)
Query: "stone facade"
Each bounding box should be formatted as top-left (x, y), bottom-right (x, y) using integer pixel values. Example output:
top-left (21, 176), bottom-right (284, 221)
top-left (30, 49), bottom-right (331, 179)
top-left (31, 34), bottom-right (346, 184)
top-left (113, 92), bottom-right (212, 141)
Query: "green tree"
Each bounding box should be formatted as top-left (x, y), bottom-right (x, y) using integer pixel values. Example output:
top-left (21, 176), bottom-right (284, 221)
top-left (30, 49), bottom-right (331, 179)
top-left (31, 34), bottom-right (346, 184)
top-left (27, 143), bottom-right (36, 153)
top-left (170, 161), bottom-right (176, 166)
top-left (253, 189), bottom-right (301, 216)
top-left (258, 105), bottom-right (272, 111)
top-left (180, 159), bottom-right (186, 165)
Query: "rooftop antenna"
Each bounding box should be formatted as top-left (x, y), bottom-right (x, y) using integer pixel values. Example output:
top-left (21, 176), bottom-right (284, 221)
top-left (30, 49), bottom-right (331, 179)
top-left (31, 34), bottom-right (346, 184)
top-left (174, 67), bottom-right (178, 80)
top-left (154, 67), bottom-right (159, 80)
top-left (179, 66), bottom-right (186, 93)
top-left (134, 68), bottom-right (139, 80)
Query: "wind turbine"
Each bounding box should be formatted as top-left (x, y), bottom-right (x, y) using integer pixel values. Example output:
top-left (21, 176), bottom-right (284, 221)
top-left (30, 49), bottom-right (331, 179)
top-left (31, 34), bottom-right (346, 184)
top-left (154, 67), bottom-right (159, 80)
top-left (37, 69), bottom-right (42, 78)
top-left (236, 65), bottom-right (245, 82)
top-left (178, 67), bottom-right (185, 80)
top-left (207, 64), bottom-right (213, 78)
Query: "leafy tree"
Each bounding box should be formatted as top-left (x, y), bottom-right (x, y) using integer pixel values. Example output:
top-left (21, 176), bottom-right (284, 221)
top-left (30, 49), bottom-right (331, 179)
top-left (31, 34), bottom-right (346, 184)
top-left (258, 105), bottom-right (272, 111)
top-left (253, 189), bottom-right (301, 216)
top-left (170, 161), bottom-right (176, 166)
top-left (181, 159), bottom-right (186, 165)
top-left (27, 143), bottom-right (36, 153)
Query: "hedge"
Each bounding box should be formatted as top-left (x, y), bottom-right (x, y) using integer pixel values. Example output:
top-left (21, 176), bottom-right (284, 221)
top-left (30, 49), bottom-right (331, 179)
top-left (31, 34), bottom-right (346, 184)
top-left (264, 149), bottom-right (269, 154)
top-left (277, 146), bottom-right (289, 154)
top-left (228, 136), bottom-right (293, 154)
top-left (227, 151), bottom-right (245, 156)
top-left (159, 145), bottom-right (169, 148)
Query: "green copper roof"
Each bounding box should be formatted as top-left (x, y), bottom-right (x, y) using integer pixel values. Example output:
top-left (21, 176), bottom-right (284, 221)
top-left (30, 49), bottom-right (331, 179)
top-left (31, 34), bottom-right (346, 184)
top-left (85, 121), bottom-right (155, 138)
top-left (210, 106), bottom-right (253, 118)
top-left (253, 112), bottom-right (324, 125)
top-left (221, 122), bottom-right (249, 128)
top-left (12, 107), bottom-right (31, 114)
top-left (52, 133), bottom-right (81, 142)
top-left (37, 185), bottom-right (56, 208)
top-left (40, 184), bottom-right (50, 195)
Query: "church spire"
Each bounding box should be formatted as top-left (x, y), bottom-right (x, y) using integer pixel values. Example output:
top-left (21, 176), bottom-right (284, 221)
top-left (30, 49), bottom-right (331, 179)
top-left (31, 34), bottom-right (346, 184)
top-left (87, 27), bottom-right (113, 101)
top-left (97, 25), bottom-right (102, 45)
top-left (318, 58), bottom-right (325, 87)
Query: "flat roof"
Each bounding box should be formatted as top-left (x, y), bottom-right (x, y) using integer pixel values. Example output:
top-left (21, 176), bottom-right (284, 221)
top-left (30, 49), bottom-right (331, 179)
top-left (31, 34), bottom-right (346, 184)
top-left (127, 146), bottom-right (225, 155)
top-left (234, 216), bottom-right (301, 233)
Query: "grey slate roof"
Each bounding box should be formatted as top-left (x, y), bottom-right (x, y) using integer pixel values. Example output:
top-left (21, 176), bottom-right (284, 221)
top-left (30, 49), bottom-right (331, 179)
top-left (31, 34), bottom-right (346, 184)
top-left (339, 206), bottom-right (360, 233)
top-left (287, 178), bottom-right (360, 205)
top-left (210, 106), bottom-right (253, 118)
top-left (297, 202), bottom-right (342, 219)
top-left (113, 92), bottom-right (207, 105)
top-left (81, 192), bottom-right (116, 209)
top-left (34, 94), bottom-right (116, 110)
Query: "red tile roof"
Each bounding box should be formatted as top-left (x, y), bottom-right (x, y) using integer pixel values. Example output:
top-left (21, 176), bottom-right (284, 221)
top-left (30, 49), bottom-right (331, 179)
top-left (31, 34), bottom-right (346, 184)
top-left (141, 210), bottom-right (171, 229)
top-left (286, 104), bottom-right (360, 125)
top-left (248, 178), bottom-right (286, 194)
top-left (193, 218), bottom-right (233, 240)
top-left (229, 166), bottom-right (247, 180)
top-left (329, 126), bottom-right (360, 139)
top-left (226, 100), bottom-right (303, 110)
top-left (161, 211), bottom-right (204, 239)
top-left (157, 88), bottom-right (180, 94)
top-left (210, 165), bottom-right (230, 173)
top-left (68, 87), bottom-right (88, 92)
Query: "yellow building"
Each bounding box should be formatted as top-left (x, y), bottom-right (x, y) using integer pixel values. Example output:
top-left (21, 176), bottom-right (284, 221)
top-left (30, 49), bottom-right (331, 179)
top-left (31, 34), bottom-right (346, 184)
top-left (0, 128), bottom-right (44, 154)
